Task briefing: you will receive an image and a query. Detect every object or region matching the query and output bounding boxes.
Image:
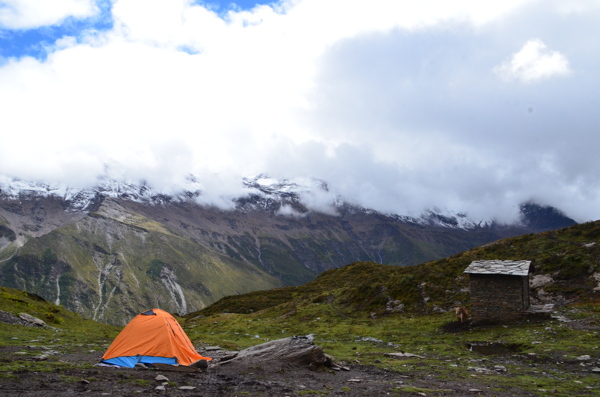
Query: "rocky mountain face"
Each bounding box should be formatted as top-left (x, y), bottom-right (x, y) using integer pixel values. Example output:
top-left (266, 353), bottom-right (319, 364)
top-left (0, 175), bottom-right (576, 325)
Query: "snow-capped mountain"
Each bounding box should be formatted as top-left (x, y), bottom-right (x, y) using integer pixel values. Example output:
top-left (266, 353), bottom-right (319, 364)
top-left (0, 173), bottom-right (500, 229)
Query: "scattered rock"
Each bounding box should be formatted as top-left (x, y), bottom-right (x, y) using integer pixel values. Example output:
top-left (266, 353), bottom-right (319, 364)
top-left (494, 365), bottom-right (507, 372)
top-left (347, 378), bottom-right (362, 383)
top-left (384, 352), bottom-right (425, 359)
top-left (530, 274), bottom-right (553, 289)
top-left (576, 355), bottom-right (591, 361)
top-left (191, 359), bottom-right (208, 369)
top-left (0, 311), bottom-right (33, 326)
top-left (356, 336), bottom-right (383, 343)
top-left (18, 313), bottom-right (46, 327)
top-left (468, 367), bottom-right (493, 374)
top-left (155, 375), bottom-right (169, 381)
top-left (155, 385), bottom-right (166, 391)
top-left (178, 386), bottom-right (197, 390)
top-left (386, 300), bottom-right (405, 313)
top-left (591, 368), bottom-right (600, 374)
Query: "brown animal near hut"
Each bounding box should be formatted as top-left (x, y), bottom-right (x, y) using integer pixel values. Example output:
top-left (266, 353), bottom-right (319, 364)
top-left (455, 306), bottom-right (469, 324)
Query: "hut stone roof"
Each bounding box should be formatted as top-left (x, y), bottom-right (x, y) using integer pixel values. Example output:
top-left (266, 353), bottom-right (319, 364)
top-left (464, 260), bottom-right (531, 276)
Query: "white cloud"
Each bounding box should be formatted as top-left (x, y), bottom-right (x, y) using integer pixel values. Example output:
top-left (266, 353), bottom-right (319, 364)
top-left (494, 38), bottom-right (571, 83)
top-left (1, 0), bottom-right (600, 223)
top-left (0, 0), bottom-right (98, 29)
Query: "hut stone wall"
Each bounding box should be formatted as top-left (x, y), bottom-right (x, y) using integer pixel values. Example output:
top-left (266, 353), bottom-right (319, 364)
top-left (469, 274), bottom-right (530, 323)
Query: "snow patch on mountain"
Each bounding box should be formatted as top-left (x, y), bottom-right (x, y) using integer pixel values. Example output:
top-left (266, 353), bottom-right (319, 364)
top-left (0, 173), bottom-right (493, 230)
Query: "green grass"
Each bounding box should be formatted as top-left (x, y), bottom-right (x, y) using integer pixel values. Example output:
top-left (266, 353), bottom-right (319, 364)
top-left (184, 295), bottom-right (600, 395)
top-left (0, 286), bottom-right (118, 378)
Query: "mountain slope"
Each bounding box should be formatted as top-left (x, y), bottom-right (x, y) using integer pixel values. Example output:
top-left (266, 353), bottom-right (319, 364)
top-left (116, 197), bottom-right (575, 285)
top-left (191, 220), bottom-right (600, 318)
top-left (0, 198), bottom-right (281, 325)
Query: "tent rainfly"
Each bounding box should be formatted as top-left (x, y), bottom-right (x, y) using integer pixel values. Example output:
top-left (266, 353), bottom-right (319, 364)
top-left (101, 308), bottom-right (211, 368)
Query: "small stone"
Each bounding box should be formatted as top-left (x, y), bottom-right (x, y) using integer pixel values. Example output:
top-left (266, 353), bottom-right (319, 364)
top-left (577, 355), bottom-right (591, 361)
top-left (191, 359), bottom-right (208, 369)
top-left (178, 386), bottom-right (197, 390)
top-left (155, 375), bottom-right (169, 381)
top-left (81, 379), bottom-right (91, 384)
top-left (385, 352), bottom-right (425, 359)
top-left (155, 385), bottom-right (166, 391)
top-left (347, 378), bottom-right (362, 383)
top-left (469, 389), bottom-right (482, 392)
top-left (494, 365), bottom-right (507, 372)
top-left (591, 368), bottom-right (600, 374)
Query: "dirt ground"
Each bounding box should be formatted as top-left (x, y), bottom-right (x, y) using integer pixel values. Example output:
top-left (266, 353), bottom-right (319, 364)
top-left (0, 346), bottom-right (544, 397)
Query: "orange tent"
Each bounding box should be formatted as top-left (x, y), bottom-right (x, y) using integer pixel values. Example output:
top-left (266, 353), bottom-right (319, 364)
top-left (101, 309), bottom-right (211, 368)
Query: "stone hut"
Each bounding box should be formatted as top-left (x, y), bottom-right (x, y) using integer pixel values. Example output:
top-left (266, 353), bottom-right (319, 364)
top-left (464, 260), bottom-right (532, 323)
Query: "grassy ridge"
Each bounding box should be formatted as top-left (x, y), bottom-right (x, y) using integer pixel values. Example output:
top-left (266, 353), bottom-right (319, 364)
top-left (189, 220), bottom-right (600, 318)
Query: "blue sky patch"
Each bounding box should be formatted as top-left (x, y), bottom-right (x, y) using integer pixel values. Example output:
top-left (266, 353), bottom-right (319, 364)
top-left (0, 0), bottom-right (274, 60)
top-left (0, 1), bottom-right (112, 61)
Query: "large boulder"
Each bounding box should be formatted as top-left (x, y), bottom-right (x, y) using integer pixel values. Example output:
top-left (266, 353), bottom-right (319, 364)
top-left (219, 335), bottom-right (337, 369)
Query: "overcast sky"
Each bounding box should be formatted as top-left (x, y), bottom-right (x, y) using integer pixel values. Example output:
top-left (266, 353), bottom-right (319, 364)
top-left (0, 0), bottom-right (599, 223)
